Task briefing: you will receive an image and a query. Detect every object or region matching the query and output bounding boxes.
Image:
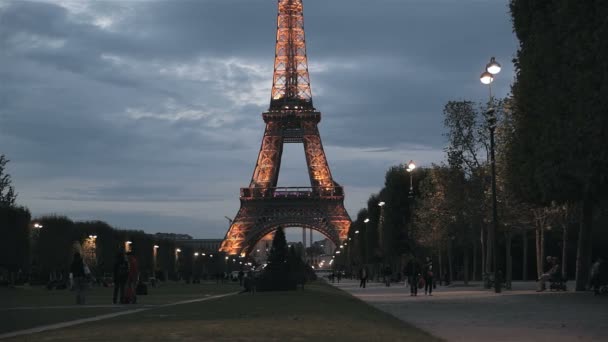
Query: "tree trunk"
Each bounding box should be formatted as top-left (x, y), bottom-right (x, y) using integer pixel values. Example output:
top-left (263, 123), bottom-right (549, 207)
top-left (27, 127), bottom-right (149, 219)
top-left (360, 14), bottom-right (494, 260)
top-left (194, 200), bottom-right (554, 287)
top-left (562, 223), bottom-right (568, 279)
top-left (486, 223), bottom-right (493, 275)
top-left (541, 223), bottom-right (545, 277)
top-left (473, 238), bottom-right (478, 281)
top-left (522, 229), bottom-right (528, 281)
top-left (448, 239), bottom-right (453, 283)
top-left (505, 230), bottom-right (512, 289)
top-left (575, 198), bottom-right (593, 291)
top-left (480, 224), bottom-right (486, 276)
top-left (438, 245), bottom-right (443, 286)
top-left (535, 223), bottom-right (545, 279)
top-left (464, 249), bottom-right (470, 285)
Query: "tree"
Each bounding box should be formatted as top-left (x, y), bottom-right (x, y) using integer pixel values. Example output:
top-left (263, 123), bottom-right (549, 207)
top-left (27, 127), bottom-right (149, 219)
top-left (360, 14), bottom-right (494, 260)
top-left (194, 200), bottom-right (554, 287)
top-left (0, 206), bottom-right (30, 284)
top-left (259, 227), bottom-right (294, 291)
top-left (0, 155), bottom-right (17, 207)
top-left (509, 0), bottom-right (608, 290)
top-left (443, 100), bottom-right (493, 276)
top-left (36, 216), bottom-right (77, 279)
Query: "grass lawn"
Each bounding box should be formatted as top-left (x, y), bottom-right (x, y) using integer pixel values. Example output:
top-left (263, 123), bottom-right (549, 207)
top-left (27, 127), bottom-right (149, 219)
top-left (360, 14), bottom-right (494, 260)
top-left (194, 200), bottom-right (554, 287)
top-left (4, 281), bottom-right (440, 341)
top-left (0, 281), bottom-right (240, 335)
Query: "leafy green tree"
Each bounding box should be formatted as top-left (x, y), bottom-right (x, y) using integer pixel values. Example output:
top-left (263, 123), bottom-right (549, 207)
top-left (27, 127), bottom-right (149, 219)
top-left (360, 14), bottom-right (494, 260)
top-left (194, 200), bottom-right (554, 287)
top-left (509, 0), bottom-right (608, 290)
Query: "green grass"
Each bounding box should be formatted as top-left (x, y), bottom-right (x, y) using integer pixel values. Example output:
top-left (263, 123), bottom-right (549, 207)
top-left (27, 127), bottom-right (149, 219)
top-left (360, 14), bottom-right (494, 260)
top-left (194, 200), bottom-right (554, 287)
top-left (0, 281), bottom-right (240, 308)
top-left (4, 281), bottom-right (440, 341)
top-left (0, 281), bottom-right (240, 335)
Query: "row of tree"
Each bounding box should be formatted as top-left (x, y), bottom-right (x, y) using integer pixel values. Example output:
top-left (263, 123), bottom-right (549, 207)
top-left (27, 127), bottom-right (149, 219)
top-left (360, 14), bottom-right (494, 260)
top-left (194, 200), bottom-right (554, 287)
top-left (1, 156), bottom-right (241, 284)
top-left (338, 1), bottom-right (608, 290)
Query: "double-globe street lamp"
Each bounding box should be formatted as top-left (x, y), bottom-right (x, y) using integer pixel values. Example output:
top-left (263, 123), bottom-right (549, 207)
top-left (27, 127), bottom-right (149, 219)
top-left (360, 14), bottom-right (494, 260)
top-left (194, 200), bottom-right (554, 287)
top-left (480, 56), bottom-right (502, 293)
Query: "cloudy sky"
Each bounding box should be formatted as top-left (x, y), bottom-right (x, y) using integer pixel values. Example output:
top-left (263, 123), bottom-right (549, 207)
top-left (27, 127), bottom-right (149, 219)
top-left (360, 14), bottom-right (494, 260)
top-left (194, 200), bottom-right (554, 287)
top-left (0, 0), bottom-right (517, 240)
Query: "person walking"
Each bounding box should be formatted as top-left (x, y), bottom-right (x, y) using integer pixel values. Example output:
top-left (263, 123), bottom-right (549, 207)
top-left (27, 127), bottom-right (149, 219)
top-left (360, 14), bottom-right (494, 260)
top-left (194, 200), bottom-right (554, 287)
top-left (359, 266), bottom-right (368, 288)
top-left (424, 257), bottom-right (434, 296)
top-left (405, 258), bottom-right (420, 296)
top-left (113, 251), bottom-right (128, 304)
top-left (70, 252), bottom-right (87, 304)
top-left (238, 270), bottom-right (244, 287)
top-left (383, 265), bottom-right (392, 287)
top-left (126, 252), bottom-right (139, 304)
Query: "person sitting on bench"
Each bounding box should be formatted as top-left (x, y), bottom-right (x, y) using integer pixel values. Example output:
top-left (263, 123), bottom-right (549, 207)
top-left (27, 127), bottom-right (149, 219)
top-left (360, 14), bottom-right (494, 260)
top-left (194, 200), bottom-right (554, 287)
top-left (537, 256), bottom-right (560, 292)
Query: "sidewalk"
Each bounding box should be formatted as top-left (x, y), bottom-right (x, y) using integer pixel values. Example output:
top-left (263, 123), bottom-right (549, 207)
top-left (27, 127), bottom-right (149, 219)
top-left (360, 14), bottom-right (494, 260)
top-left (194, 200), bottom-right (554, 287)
top-left (332, 279), bottom-right (608, 341)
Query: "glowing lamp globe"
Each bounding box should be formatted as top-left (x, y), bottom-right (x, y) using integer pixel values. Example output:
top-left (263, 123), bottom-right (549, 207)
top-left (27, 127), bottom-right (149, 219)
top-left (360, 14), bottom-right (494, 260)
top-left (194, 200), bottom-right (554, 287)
top-left (486, 57), bottom-right (501, 75)
top-left (480, 71), bottom-right (494, 85)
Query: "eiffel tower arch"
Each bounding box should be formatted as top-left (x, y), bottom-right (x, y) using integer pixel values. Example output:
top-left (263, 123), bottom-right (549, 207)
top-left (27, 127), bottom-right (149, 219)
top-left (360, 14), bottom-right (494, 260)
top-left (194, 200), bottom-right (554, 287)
top-left (219, 0), bottom-right (351, 256)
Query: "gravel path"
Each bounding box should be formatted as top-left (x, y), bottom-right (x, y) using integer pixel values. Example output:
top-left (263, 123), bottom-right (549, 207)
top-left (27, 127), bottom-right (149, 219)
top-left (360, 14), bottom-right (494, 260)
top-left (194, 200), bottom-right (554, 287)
top-left (332, 279), bottom-right (608, 341)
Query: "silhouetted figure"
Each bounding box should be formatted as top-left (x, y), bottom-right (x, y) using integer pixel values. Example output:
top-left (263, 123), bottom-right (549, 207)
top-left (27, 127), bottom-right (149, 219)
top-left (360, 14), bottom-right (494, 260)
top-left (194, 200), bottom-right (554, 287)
top-left (424, 257), bottom-right (434, 296)
top-left (537, 257), bottom-right (559, 292)
top-left (359, 267), bottom-right (368, 288)
top-left (113, 251), bottom-right (128, 304)
top-left (70, 252), bottom-right (87, 304)
top-left (383, 265), bottom-right (392, 287)
top-left (126, 252), bottom-right (139, 303)
top-left (590, 257), bottom-right (607, 295)
top-left (238, 270), bottom-right (244, 286)
top-left (405, 258), bottom-right (420, 296)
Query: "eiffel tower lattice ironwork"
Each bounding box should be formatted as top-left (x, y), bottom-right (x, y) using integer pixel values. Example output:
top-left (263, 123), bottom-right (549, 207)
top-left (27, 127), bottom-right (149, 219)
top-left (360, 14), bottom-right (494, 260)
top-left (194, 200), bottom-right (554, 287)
top-left (219, 0), bottom-right (351, 256)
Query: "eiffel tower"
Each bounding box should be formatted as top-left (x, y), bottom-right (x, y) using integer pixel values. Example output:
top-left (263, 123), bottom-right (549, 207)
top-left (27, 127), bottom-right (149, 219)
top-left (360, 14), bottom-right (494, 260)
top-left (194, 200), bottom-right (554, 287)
top-left (219, 0), bottom-right (351, 256)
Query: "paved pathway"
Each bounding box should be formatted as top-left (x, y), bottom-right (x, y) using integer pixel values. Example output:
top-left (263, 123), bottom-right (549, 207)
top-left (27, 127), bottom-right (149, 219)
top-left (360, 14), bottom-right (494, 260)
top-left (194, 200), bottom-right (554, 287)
top-left (332, 279), bottom-right (608, 342)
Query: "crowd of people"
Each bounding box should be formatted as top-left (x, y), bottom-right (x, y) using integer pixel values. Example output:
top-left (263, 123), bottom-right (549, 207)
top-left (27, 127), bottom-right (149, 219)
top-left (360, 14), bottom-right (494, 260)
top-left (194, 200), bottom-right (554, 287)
top-left (354, 256), bottom-right (436, 295)
top-left (64, 251), bottom-right (607, 305)
top-left (68, 250), bottom-right (140, 305)
top-left (348, 255), bottom-right (607, 296)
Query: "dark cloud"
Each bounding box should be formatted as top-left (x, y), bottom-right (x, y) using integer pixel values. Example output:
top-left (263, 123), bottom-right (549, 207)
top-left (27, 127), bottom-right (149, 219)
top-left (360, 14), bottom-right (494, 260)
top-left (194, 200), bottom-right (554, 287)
top-left (0, 0), bottom-right (517, 239)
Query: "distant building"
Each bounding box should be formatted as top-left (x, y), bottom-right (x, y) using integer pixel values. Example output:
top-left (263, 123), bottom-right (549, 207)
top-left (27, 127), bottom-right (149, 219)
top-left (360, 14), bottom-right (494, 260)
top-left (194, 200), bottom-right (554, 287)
top-left (251, 233), bottom-right (274, 264)
top-left (313, 238), bottom-right (334, 255)
top-left (155, 232), bottom-right (194, 240)
top-left (174, 239), bottom-right (224, 253)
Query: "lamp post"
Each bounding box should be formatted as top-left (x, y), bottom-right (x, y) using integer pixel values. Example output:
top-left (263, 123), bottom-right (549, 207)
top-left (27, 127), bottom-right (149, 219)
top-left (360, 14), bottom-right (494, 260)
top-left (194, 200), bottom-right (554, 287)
top-left (406, 160), bottom-right (416, 254)
top-left (480, 56), bottom-right (501, 293)
top-left (377, 202), bottom-right (386, 281)
top-left (153, 245), bottom-right (159, 278)
top-left (406, 160), bottom-right (416, 197)
top-left (363, 218), bottom-right (370, 266)
top-left (175, 248), bottom-right (181, 280)
top-left (125, 240), bottom-right (132, 253)
top-left (85, 235), bottom-right (97, 267)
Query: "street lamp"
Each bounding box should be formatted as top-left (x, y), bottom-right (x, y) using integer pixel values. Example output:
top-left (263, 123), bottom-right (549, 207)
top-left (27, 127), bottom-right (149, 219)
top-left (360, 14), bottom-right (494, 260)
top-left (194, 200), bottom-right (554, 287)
top-left (125, 240), bottom-right (132, 253)
top-left (377, 201), bottom-right (387, 269)
top-left (406, 160), bottom-right (416, 198)
top-left (85, 235), bottom-right (98, 267)
top-left (33, 223), bottom-right (43, 229)
top-left (486, 56), bottom-right (501, 75)
top-left (480, 56), bottom-right (501, 293)
top-left (153, 245), bottom-right (159, 277)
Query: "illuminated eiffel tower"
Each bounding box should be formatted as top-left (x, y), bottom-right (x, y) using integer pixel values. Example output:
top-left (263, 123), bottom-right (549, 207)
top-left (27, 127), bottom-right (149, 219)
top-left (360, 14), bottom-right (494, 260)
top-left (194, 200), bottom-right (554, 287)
top-left (219, 0), bottom-right (351, 256)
